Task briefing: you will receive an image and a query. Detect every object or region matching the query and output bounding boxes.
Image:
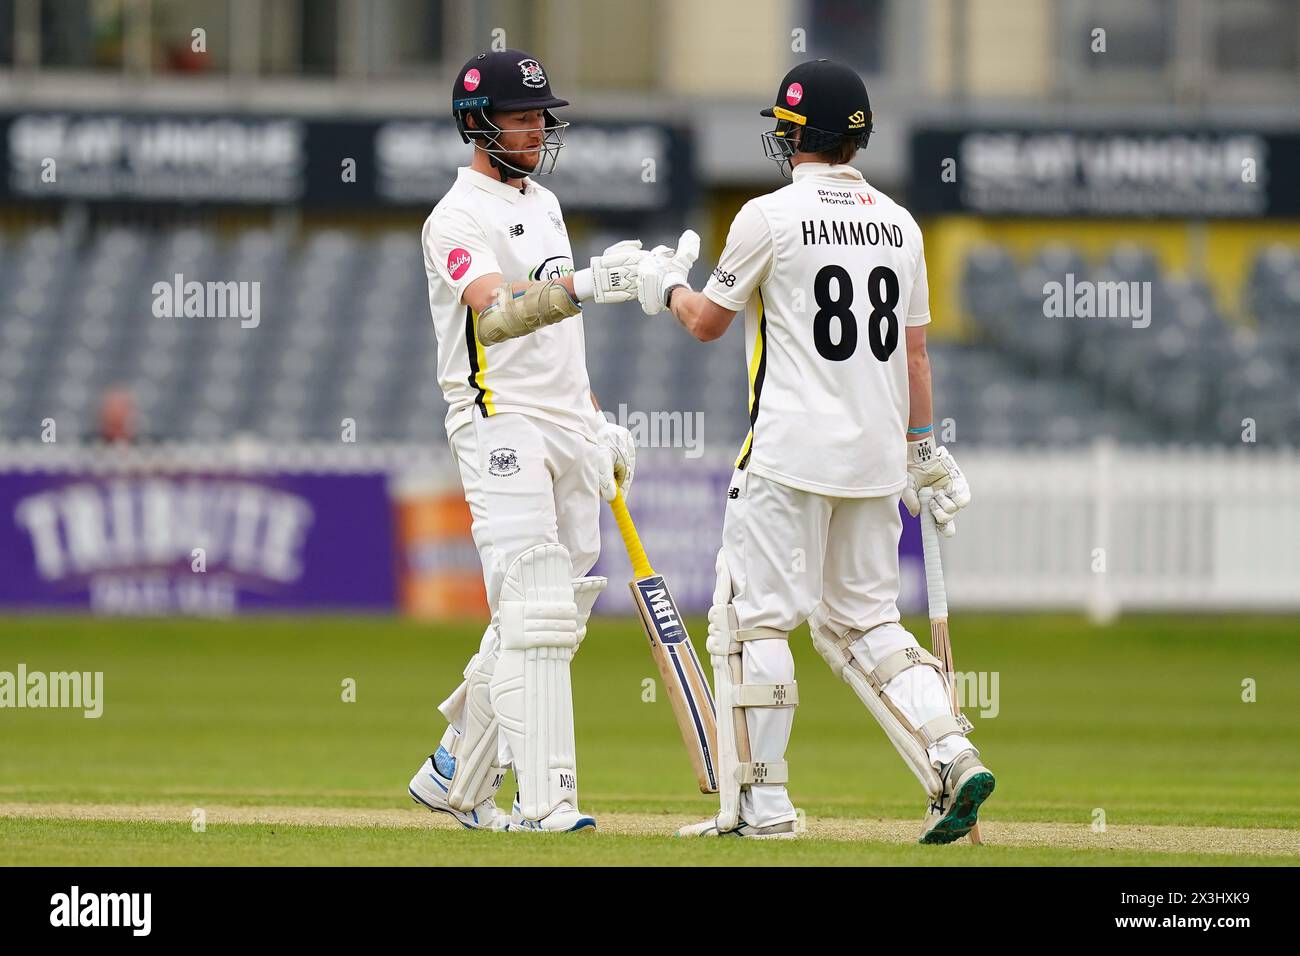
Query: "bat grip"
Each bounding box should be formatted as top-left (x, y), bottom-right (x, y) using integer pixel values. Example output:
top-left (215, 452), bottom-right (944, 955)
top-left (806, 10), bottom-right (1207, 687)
top-left (918, 486), bottom-right (949, 620)
top-left (609, 490), bottom-right (655, 579)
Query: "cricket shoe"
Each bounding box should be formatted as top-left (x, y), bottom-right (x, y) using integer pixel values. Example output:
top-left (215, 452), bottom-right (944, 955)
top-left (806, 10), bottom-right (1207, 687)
top-left (507, 796), bottom-right (596, 833)
top-left (676, 815), bottom-right (798, 839)
top-left (408, 749), bottom-right (508, 832)
top-left (917, 749), bottom-right (995, 845)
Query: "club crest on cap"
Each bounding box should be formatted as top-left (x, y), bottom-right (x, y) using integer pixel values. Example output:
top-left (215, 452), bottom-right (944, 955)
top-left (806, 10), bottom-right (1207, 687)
top-left (518, 58), bottom-right (546, 88)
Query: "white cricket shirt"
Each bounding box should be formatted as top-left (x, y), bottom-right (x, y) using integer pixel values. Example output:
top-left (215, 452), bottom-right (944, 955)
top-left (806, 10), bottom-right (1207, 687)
top-left (703, 163), bottom-right (932, 497)
top-left (422, 166), bottom-right (600, 439)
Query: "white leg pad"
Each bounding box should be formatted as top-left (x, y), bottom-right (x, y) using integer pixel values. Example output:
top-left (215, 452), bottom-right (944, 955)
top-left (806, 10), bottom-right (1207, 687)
top-left (708, 551), bottom-right (798, 832)
top-left (810, 609), bottom-right (969, 799)
top-left (438, 577), bottom-right (604, 812)
top-left (489, 544), bottom-right (581, 821)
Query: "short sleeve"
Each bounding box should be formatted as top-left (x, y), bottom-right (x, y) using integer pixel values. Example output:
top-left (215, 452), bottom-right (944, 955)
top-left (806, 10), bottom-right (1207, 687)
top-left (424, 205), bottom-right (502, 304)
top-left (703, 200), bottom-right (774, 311)
top-left (906, 236), bottom-right (932, 328)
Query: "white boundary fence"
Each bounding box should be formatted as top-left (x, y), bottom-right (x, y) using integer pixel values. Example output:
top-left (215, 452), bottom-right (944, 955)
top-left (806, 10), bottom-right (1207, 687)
top-left (1, 440), bottom-right (1297, 615)
top-left (943, 442), bottom-right (1300, 616)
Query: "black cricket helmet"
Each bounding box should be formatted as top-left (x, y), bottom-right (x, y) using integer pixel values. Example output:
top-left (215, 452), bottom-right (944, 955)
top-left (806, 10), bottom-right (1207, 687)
top-left (760, 59), bottom-right (874, 178)
top-left (452, 48), bottom-right (570, 177)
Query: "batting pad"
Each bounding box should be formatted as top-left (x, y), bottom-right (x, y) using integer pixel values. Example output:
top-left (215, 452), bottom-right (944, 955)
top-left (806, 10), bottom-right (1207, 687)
top-left (491, 544), bottom-right (580, 821)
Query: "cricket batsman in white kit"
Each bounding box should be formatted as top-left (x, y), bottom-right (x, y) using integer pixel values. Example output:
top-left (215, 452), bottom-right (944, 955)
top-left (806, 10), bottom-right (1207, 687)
top-left (635, 60), bottom-right (995, 843)
top-left (408, 48), bottom-right (647, 833)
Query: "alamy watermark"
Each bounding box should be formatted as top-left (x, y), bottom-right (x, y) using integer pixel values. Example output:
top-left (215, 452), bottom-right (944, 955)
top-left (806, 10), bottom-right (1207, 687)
top-left (0, 664), bottom-right (103, 718)
top-left (1042, 273), bottom-right (1150, 329)
top-left (605, 403), bottom-right (704, 459)
top-left (152, 273), bottom-right (260, 328)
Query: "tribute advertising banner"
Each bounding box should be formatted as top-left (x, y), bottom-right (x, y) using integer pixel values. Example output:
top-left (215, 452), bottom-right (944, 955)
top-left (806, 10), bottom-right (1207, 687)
top-left (0, 471), bottom-right (396, 614)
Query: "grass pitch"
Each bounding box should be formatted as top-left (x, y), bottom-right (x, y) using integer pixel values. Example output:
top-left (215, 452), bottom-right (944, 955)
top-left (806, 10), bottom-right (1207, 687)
top-left (1, 613), bottom-right (1297, 865)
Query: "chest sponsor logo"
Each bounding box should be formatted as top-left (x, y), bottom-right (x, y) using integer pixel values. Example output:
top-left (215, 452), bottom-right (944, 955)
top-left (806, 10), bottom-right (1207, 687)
top-left (530, 255), bottom-right (575, 281)
top-left (447, 248), bottom-right (472, 281)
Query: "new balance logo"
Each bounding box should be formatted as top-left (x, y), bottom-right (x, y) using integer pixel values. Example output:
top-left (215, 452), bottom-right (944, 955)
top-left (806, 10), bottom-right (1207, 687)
top-left (508, 224), bottom-right (525, 237)
top-left (728, 487), bottom-right (740, 499)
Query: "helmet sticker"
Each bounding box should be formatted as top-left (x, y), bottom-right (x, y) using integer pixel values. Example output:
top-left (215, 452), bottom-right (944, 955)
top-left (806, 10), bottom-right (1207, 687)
top-left (785, 82), bottom-right (803, 106)
top-left (463, 68), bottom-right (481, 91)
top-left (518, 58), bottom-right (547, 88)
top-left (447, 248), bottom-right (472, 281)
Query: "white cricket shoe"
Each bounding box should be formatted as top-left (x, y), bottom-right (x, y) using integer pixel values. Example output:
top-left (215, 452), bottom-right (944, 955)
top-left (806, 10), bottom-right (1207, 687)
top-left (507, 796), bottom-right (596, 833)
top-left (408, 749), bottom-right (508, 832)
top-left (676, 814), bottom-right (798, 839)
top-left (917, 749), bottom-right (995, 844)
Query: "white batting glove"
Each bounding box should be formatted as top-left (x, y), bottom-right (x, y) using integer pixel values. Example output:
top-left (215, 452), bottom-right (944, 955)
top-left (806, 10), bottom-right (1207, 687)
top-left (638, 230), bottom-right (700, 316)
top-left (595, 418), bottom-right (637, 502)
top-left (579, 239), bottom-right (646, 304)
top-left (901, 434), bottom-right (970, 538)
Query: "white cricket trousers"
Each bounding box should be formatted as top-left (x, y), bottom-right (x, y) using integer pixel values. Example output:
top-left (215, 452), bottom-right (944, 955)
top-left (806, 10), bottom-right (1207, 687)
top-left (720, 467), bottom-right (970, 826)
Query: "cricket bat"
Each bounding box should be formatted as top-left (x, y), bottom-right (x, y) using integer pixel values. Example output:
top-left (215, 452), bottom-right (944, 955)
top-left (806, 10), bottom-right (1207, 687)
top-left (918, 486), bottom-right (983, 844)
top-left (608, 489), bottom-right (720, 793)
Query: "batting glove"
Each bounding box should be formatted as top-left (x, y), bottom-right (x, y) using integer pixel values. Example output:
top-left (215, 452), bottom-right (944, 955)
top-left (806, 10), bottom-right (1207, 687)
top-left (901, 434), bottom-right (970, 538)
top-left (595, 418), bottom-right (637, 502)
top-left (638, 230), bottom-right (700, 316)
top-left (576, 239), bottom-right (646, 304)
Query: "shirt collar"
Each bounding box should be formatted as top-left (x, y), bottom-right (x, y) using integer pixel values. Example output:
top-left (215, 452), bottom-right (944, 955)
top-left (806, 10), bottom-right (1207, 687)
top-left (458, 165), bottom-right (532, 203)
top-left (792, 162), bottom-right (866, 184)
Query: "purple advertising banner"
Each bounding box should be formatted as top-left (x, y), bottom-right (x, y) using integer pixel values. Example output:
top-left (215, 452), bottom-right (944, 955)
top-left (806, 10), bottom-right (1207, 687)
top-left (592, 460), bottom-right (925, 616)
top-left (0, 471), bottom-right (396, 614)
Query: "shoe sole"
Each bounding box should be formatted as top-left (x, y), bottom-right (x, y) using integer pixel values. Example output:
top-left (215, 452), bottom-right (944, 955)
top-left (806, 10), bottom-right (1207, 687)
top-left (409, 785), bottom-right (498, 832)
top-left (506, 818), bottom-right (597, 833)
top-left (918, 772), bottom-right (996, 845)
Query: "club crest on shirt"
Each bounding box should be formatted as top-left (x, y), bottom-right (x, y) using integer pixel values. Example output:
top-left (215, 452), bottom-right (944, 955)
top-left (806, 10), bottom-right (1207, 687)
top-left (548, 212), bottom-right (566, 236)
top-left (488, 447), bottom-right (521, 477)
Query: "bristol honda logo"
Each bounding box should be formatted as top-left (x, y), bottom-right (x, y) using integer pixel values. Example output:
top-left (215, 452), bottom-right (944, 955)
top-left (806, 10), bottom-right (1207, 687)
top-left (785, 82), bottom-right (803, 106)
top-left (447, 248), bottom-right (472, 281)
top-left (857, 192), bottom-right (875, 204)
top-left (518, 58), bottom-right (546, 88)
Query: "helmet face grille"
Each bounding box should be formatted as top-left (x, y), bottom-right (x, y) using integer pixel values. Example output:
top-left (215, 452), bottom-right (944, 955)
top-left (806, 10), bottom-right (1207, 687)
top-left (761, 122), bottom-right (800, 179)
top-left (761, 118), bottom-right (869, 179)
top-left (460, 110), bottom-right (569, 176)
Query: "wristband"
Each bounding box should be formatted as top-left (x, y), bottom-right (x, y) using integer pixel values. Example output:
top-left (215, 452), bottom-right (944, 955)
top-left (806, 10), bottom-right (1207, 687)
top-left (665, 283), bottom-right (688, 309)
top-left (572, 267), bottom-right (594, 302)
top-left (907, 424), bottom-right (934, 437)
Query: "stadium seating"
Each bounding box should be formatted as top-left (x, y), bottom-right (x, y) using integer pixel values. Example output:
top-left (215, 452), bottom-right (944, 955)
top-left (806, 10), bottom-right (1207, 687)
top-left (1, 224), bottom-right (1296, 448)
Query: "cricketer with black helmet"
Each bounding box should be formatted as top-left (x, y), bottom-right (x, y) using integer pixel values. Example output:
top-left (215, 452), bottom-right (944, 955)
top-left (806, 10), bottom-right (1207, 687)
top-left (633, 58), bottom-right (991, 843)
top-left (410, 48), bottom-right (650, 833)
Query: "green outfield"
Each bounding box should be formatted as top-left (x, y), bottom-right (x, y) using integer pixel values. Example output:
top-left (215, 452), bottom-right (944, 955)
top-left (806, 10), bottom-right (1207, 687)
top-left (1, 614), bottom-right (1297, 866)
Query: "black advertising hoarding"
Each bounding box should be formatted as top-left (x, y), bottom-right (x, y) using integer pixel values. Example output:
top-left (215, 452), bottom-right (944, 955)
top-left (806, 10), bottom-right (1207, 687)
top-left (0, 110), bottom-right (693, 212)
top-left (910, 126), bottom-right (1300, 218)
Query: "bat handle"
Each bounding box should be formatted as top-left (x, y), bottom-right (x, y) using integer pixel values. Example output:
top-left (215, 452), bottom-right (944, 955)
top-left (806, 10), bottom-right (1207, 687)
top-left (918, 487), bottom-right (948, 621)
top-left (609, 489), bottom-right (655, 579)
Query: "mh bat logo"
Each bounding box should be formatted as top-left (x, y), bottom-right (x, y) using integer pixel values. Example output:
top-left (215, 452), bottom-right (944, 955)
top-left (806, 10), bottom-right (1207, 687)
top-left (636, 577), bottom-right (685, 644)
